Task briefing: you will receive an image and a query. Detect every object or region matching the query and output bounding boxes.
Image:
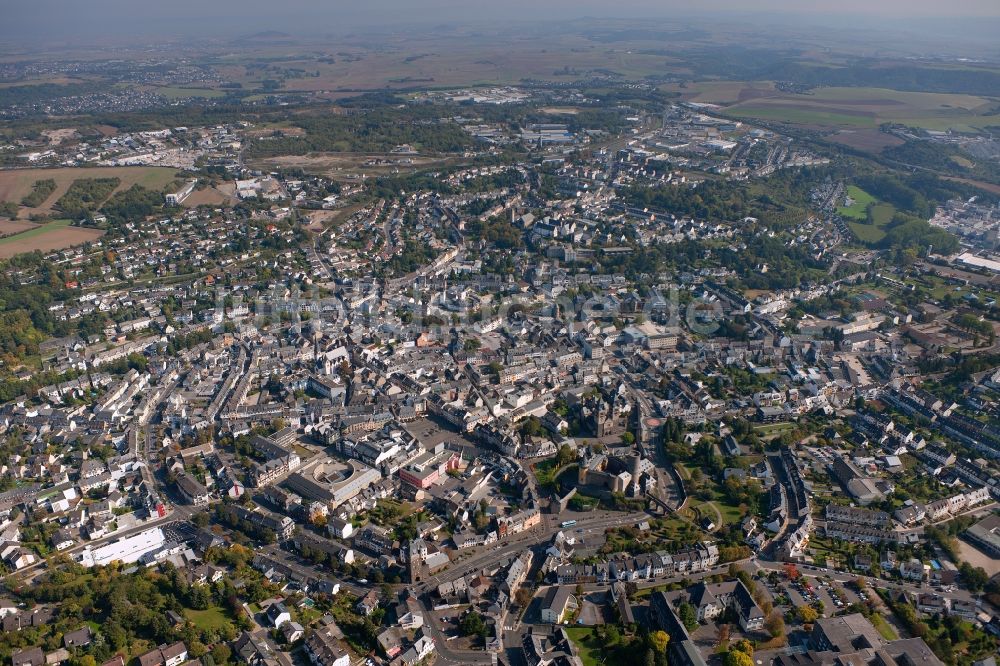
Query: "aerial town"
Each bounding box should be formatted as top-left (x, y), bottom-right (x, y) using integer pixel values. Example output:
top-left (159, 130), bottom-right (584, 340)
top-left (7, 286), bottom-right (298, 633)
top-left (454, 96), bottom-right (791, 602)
top-left (0, 7), bottom-right (999, 666)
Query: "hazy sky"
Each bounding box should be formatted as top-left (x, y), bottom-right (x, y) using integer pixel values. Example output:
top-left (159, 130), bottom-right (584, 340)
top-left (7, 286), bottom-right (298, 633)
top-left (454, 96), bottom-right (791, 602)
top-left (3, 0), bottom-right (999, 42)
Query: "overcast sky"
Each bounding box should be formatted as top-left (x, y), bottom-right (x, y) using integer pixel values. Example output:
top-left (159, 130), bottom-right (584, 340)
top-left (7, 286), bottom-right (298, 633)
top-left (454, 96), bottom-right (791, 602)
top-left (3, 0), bottom-right (999, 43)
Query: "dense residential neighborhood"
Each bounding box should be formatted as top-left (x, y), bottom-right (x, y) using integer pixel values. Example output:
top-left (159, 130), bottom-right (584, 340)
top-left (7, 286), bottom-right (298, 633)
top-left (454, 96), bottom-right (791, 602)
top-left (1, 8), bottom-right (1000, 666)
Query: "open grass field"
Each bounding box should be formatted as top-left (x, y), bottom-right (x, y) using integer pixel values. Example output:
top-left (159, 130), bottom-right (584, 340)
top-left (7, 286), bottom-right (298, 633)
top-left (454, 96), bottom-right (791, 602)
top-left (838, 185), bottom-right (876, 220)
top-left (870, 203), bottom-right (895, 226)
top-left (716, 84), bottom-right (998, 132)
top-left (848, 222), bottom-right (886, 244)
top-left (183, 607), bottom-right (231, 631)
top-left (0, 218), bottom-right (104, 258)
top-left (839, 186), bottom-right (895, 244)
top-left (0, 166), bottom-right (178, 215)
top-left (726, 104), bottom-right (877, 128)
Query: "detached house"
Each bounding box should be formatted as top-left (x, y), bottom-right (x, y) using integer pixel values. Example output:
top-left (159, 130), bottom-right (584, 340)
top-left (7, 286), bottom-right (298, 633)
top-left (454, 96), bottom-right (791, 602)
top-left (137, 642), bottom-right (188, 666)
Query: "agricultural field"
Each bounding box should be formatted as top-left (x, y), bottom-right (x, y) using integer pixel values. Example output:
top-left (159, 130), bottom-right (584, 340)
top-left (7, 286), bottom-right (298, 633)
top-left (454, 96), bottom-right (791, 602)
top-left (0, 220), bottom-right (41, 237)
top-left (241, 36), bottom-right (683, 92)
top-left (825, 129), bottom-right (905, 153)
top-left (715, 84), bottom-right (998, 132)
top-left (944, 177), bottom-right (1000, 196)
top-left (180, 186), bottom-right (233, 208)
top-left (0, 166), bottom-right (178, 217)
top-left (141, 86), bottom-right (227, 99)
top-left (663, 80), bottom-right (777, 105)
top-left (0, 218), bottom-right (104, 258)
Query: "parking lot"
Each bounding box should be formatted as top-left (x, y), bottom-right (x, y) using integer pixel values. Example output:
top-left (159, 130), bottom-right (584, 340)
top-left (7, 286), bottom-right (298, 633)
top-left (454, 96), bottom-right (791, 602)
top-left (778, 570), bottom-right (866, 615)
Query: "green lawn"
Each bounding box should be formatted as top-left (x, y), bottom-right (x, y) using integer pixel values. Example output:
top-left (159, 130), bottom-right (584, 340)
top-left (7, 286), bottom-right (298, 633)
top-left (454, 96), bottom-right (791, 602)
top-left (686, 499), bottom-right (744, 530)
top-left (632, 585), bottom-right (665, 599)
top-left (753, 422), bottom-right (796, 437)
top-left (184, 606), bottom-right (231, 631)
top-left (564, 627), bottom-right (607, 666)
top-left (716, 501), bottom-right (745, 527)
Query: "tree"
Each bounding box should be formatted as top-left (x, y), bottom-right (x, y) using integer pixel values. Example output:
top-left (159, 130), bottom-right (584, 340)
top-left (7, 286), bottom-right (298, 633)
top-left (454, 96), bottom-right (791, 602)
top-left (724, 650), bottom-right (754, 666)
top-left (731, 639), bottom-right (753, 657)
top-left (650, 630), bottom-right (670, 654)
top-left (765, 609), bottom-right (786, 638)
top-left (678, 602), bottom-right (699, 631)
top-left (459, 611), bottom-right (486, 637)
top-left (211, 644), bottom-right (231, 666)
top-left (556, 444), bottom-right (576, 467)
top-left (798, 606), bottom-right (819, 624)
top-left (959, 562), bottom-right (988, 593)
top-left (520, 416), bottom-right (543, 438)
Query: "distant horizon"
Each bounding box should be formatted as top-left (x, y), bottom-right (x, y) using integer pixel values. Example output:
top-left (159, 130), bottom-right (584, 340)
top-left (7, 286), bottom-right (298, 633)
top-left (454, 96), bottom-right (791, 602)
top-left (2, 2), bottom-right (1000, 49)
